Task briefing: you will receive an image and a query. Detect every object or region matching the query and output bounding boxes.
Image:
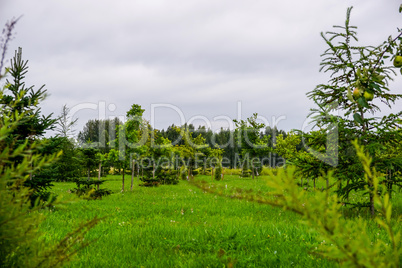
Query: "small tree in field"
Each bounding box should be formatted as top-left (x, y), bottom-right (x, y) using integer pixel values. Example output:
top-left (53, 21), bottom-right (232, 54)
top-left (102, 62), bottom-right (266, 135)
top-left (80, 146), bottom-right (99, 180)
top-left (234, 113), bottom-right (271, 179)
top-left (174, 126), bottom-right (209, 180)
top-left (125, 104), bottom-right (146, 190)
top-left (282, 7), bottom-right (402, 215)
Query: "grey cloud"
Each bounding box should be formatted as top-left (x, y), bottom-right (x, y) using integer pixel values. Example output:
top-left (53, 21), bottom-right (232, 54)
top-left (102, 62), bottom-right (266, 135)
top-left (0, 0), bottom-right (401, 135)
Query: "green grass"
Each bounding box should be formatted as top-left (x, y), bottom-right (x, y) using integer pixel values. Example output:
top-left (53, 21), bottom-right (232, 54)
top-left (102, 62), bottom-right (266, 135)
top-left (40, 175), bottom-right (400, 267)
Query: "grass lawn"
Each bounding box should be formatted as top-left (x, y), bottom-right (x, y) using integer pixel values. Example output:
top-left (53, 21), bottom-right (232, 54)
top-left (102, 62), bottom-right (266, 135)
top-left (41, 174), bottom-right (399, 267)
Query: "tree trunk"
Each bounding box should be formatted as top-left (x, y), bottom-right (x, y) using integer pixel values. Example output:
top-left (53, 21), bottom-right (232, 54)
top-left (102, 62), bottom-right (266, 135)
top-left (326, 177), bottom-right (329, 190)
top-left (211, 167), bottom-right (214, 181)
top-left (189, 165), bottom-right (193, 180)
top-left (137, 162), bottom-right (140, 182)
top-left (313, 178), bottom-right (316, 189)
top-left (131, 160), bottom-right (135, 191)
top-left (122, 168), bottom-right (125, 192)
top-left (98, 162), bottom-right (101, 190)
top-left (368, 179), bottom-right (375, 217)
top-left (369, 191), bottom-right (375, 217)
top-left (222, 167), bottom-right (224, 181)
top-left (251, 163), bottom-right (255, 180)
top-left (177, 165), bottom-right (180, 180)
top-left (87, 168), bottom-right (90, 181)
top-left (153, 162), bottom-right (156, 180)
top-left (388, 169), bottom-right (392, 200)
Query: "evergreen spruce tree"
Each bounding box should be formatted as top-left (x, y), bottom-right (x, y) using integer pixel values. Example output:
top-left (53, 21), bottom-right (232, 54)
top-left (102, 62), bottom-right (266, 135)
top-left (0, 20), bottom-right (100, 267)
top-left (0, 47), bottom-right (57, 204)
top-left (275, 7), bottom-right (402, 216)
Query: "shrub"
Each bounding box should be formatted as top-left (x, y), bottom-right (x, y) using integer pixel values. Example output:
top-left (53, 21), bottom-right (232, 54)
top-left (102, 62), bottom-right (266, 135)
top-left (157, 168), bottom-right (179, 185)
top-left (139, 167), bottom-right (179, 186)
top-left (260, 166), bottom-right (282, 176)
top-left (214, 164), bottom-right (223, 181)
top-left (222, 168), bottom-right (242, 176)
top-left (241, 169), bottom-right (251, 178)
top-left (179, 165), bottom-right (188, 180)
top-left (192, 169), bottom-right (200, 176)
top-left (71, 178), bottom-right (112, 200)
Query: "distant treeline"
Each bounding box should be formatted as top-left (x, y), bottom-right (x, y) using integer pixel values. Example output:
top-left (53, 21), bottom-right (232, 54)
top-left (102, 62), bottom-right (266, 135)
top-left (77, 118), bottom-right (288, 168)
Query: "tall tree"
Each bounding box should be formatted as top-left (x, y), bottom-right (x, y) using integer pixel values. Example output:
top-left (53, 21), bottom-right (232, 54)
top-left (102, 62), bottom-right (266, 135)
top-left (174, 127), bottom-right (209, 180)
top-left (80, 147), bottom-right (99, 181)
top-left (0, 48), bottom-right (57, 204)
top-left (281, 7), bottom-right (402, 216)
top-left (234, 113), bottom-right (271, 179)
top-left (125, 104), bottom-right (145, 190)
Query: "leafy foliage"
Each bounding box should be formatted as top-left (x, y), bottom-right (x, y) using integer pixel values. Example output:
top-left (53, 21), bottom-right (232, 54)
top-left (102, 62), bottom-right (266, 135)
top-left (234, 113), bottom-right (271, 178)
top-left (77, 118), bottom-right (122, 153)
top-left (34, 136), bottom-right (81, 182)
top-left (214, 162), bottom-right (223, 181)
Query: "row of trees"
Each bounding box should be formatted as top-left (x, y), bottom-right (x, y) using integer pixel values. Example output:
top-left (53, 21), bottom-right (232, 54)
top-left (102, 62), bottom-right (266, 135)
top-left (76, 119), bottom-right (287, 166)
top-left (71, 115), bottom-right (288, 187)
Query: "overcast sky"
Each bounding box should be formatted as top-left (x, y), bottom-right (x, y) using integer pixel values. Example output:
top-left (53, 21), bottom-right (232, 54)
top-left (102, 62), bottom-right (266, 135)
top-left (1, 0), bottom-right (401, 136)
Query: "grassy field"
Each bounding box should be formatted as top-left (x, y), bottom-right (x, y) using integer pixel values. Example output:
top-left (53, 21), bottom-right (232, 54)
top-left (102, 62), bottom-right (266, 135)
top-left (40, 174), bottom-right (399, 267)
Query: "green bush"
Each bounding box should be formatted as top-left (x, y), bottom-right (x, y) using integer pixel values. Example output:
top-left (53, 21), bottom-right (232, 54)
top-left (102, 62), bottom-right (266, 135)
top-left (71, 178), bottom-right (112, 200)
top-left (260, 166), bottom-right (282, 176)
top-left (179, 165), bottom-right (188, 180)
top-left (139, 167), bottom-right (179, 186)
top-left (214, 164), bottom-right (223, 181)
top-left (222, 168), bottom-right (242, 176)
top-left (241, 169), bottom-right (251, 178)
top-left (157, 168), bottom-right (179, 185)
